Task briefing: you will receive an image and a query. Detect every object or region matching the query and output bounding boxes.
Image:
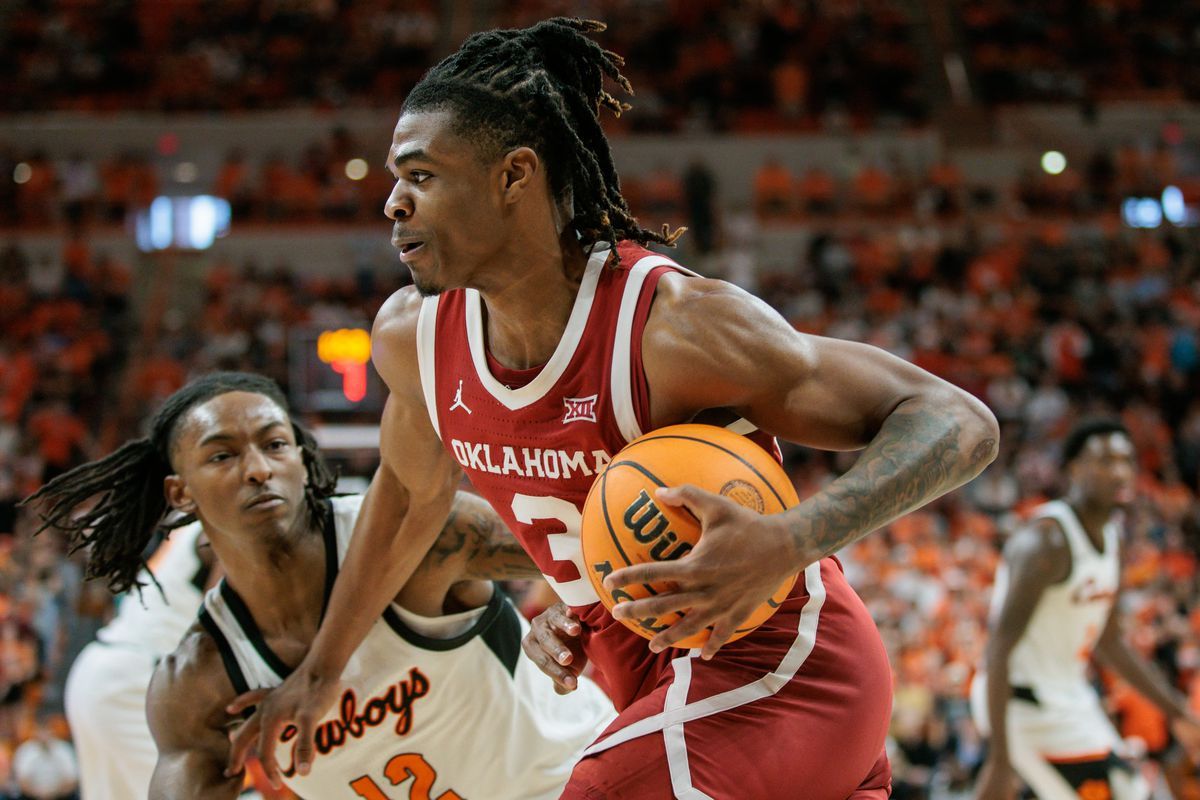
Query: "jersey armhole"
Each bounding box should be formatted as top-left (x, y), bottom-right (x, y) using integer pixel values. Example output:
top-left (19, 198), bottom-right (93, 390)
top-left (415, 295), bottom-right (441, 440)
top-left (609, 255), bottom-right (679, 443)
top-left (1033, 516), bottom-right (1074, 586)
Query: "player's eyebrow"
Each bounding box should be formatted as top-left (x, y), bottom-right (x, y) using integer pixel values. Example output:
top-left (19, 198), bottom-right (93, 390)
top-left (198, 420), bottom-right (288, 447)
top-left (391, 148), bottom-right (434, 169)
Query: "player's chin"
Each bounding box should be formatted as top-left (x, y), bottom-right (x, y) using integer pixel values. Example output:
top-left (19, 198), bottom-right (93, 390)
top-left (411, 270), bottom-right (443, 297)
top-left (1112, 485), bottom-right (1137, 507)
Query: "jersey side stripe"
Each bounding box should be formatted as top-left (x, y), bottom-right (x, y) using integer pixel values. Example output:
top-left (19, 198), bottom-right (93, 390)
top-left (416, 295), bottom-right (441, 440)
top-left (582, 560), bottom-right (826, 755)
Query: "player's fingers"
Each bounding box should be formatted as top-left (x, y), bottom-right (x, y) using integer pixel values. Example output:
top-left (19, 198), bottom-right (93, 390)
top-left (547, 603), bottom-right (581, 636)
top-left (604, 559), bottom-right (694, 591)
top-left (699, 616), bottom-right (741, 660)
top-left (225, 713), bottom-right (261, 776)
top-left (609, 592), bottom-right (704, 623)
top-left (226, 688), bottom-right (271, 716)
top-left (256, 717), bottom-right (289, 789)
top-left (522, 630), bottom-right (578, 680)
top-left (654, 484), bottom-right (727, 520)
top-left (649, 611), bottom-right (714, 653)
top-left (294, 714), bottom-right (317, 777)
top-left (521, 634), bottom-right (579, 691)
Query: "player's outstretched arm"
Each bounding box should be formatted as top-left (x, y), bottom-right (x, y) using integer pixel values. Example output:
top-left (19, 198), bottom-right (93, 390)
top-left (147, 631), bottom-right (244, 800)
top-left (974, 520), bottom-right (1068, 800)
top-left (606, 274), bottom-right (1000, 656)
top-left (227, 287), bottom-right (463, 784)
top-left (1093, 591), bottom-right (1200, 759)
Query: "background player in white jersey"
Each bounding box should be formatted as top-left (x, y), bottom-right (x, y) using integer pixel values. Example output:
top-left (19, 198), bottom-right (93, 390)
top-left (972, 419), bottom-right (1200, 800)
top-left (61, 519), bottom-right (214, 798)
top-left (25, 372), bottom-right (613, 799)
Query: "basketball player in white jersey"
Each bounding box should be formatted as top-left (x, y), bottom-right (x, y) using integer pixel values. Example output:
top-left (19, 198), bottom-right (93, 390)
top-left (972, 419), bottom-right (1200, 799)
top-left (24, 372), bottom-right (613, 799)
top-left (63, 520), bottom-right (215, 798)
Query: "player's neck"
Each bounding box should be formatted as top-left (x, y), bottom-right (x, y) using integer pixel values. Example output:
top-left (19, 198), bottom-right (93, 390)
top-left (213, 516), bottom-right (327, 639)
top-left (1065, 492), bottom-right (1111, 545)
top-left (475, 229), bottom-right (590, 370)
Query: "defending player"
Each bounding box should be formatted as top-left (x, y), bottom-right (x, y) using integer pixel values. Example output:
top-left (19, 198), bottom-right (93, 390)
top-left (972, 419), bottom-right (1200, 799)
top-left (25, 372), bottom-right (613, 799)
top-left (60, 519), bottom-right (215, 799)
top-left (229, 20), bottom-right (1000, 798)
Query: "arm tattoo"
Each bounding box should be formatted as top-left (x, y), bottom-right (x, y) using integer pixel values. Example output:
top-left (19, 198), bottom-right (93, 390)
top-left (791, 401), bottom-right (991, 562)
top-left (426, 503), bottom-right (540, 581)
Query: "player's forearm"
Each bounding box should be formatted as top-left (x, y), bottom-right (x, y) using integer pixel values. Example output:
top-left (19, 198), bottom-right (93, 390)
top-left (1097, 635), bottom-right (1190, 720)
top-left (984, 640), bottom-right (1014, 761)
top-left (306, 469), bottom-right (457, 677)
top-left (785, 393), bottom-right (998, 563)
top-left (433, 494), bottom-right (540, 581)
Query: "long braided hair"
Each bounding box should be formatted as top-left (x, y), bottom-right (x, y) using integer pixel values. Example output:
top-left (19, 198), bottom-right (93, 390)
top-left (21, 372), bottom-right (337, 594)
top-left (402, 17), bottom-right (683, 254)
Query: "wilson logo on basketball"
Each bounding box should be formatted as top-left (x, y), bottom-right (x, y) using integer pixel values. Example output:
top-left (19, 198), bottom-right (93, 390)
top-left (562, 394), bottom-right (598, 424)
top-left (623, 490), bottom-right (693, 560)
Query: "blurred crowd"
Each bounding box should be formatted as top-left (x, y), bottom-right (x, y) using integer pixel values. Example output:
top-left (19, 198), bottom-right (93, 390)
top-left (6, 0), bottom-right (1198, 126)
top-left (961, 0), bottom-right (1200, 105)
top-left (2, 0), bottom-right (927, 130)
top-left (3, 1), bottom-right (1200, 798)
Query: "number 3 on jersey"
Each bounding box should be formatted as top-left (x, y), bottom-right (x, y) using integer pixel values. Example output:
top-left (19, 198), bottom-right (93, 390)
top-left (510, 494), bottom-right (599, 606)
top-left (349, 753), bottom-right (461, 800)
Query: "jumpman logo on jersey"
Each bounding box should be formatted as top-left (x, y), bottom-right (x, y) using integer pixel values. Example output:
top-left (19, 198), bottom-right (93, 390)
top-left (450, 380), bottom-right (472, 415)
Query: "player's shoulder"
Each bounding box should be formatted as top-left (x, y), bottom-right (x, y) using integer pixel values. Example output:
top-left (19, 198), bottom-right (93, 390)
top-left (147, 622), bottom-right (234, 741)
top-left (371, 286), bottom-right (430, 389)
top-left (1004, 515), bottom-right (1071, 578)
top-left (373, 285), bottom-right (426, 341)
top-left (645, 266), bottom-right (811, 367)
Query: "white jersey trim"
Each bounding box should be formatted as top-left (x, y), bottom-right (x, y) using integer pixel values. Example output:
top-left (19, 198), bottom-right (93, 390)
top-left (611, 255), bottom-right (677, 443)
top-left (465, 246), bottom-right (609, 411)
top-left (664, 651), bottom-right (713, 799)
top-left (582, 560), bottom-right (825, 756)
top-left (416, 295), bottom-right (441, 439)
top-left (724, 418), bottom-right (758, 435)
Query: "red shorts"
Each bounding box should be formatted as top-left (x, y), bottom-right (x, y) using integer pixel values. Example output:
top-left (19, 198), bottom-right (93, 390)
top-left (562, 558), bottom-right (893, 799)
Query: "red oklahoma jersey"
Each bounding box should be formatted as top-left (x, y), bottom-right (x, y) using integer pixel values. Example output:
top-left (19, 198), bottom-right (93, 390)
top-left (416, 241), bottom-right (893, 798)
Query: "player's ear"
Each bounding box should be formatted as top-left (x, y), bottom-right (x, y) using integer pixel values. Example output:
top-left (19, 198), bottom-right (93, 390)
top-left (500, 147), bottom-right (539, 204)
top-left (164, 474), bottom-right (197, 515)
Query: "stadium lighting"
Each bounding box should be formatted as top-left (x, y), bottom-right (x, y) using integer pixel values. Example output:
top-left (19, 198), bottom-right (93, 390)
top-left (12, 163), bottom-right (31, 184)
top-left (1162, 186), bottom-right (1186, 225)
top-left (345, 158), bottom-right (369, 181)
top-left (1041, 151), bottom-right (1067, 175)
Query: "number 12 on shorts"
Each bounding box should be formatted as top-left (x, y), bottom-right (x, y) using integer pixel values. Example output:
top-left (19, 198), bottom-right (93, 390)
top-left (348, 753), bottom-right (462, 800)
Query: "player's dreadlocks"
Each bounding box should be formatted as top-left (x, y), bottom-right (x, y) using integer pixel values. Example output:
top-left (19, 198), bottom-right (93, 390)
top-left (402, 17), bottom-right (683, 255)
top-left (21, 372), bottom-right (337, 595)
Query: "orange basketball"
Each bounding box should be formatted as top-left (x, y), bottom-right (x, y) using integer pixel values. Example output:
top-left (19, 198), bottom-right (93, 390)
top-left (580, 423), bottom-right (799, 649)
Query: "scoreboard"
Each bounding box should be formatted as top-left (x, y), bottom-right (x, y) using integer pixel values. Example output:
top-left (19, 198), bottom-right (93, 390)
top-left (288, 326), bottom-right (387, 413)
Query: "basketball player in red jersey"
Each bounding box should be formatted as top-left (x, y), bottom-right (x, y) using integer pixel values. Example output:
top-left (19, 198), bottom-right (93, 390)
top-left (228, 19), bottom-right (999, 798)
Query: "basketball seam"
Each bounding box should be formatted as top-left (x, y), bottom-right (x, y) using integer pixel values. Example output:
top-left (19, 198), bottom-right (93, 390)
top-left (623, 434), bottom-right (790, 508)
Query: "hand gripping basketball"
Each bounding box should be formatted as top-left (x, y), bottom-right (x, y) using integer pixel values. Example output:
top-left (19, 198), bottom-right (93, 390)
top-left (582, 424), bottom-right (802, 659)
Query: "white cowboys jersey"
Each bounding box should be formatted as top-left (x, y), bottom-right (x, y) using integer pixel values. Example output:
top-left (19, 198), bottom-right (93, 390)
top-left (990, 499), bottom-right (1121, 706)
top-left (97, 521), bottom-right (208, 654)
top-left (200, 494), bottom-right (615, 800)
